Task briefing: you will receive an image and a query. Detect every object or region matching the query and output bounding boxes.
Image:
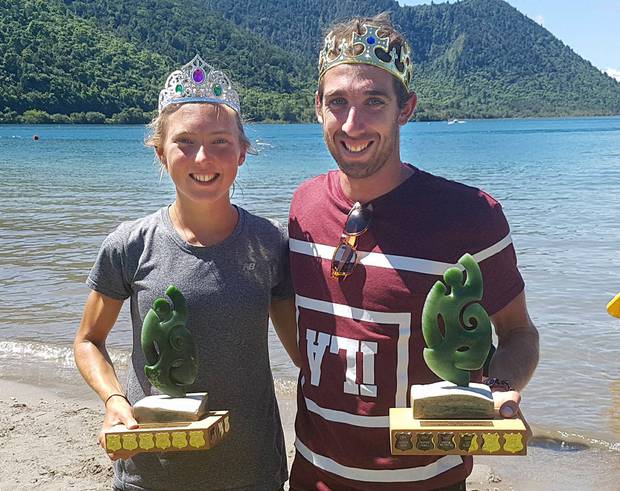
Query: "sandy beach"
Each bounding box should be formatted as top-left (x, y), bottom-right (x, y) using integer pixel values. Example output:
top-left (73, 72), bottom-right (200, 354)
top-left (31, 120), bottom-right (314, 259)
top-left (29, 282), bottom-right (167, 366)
top-left (0, 377), bottom-right (515, 490)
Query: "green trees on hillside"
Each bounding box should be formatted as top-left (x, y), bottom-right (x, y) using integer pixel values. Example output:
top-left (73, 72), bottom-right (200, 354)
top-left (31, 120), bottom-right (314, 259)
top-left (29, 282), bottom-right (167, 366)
top-left (400, 0), bottom-right (620, 117)
top-left (0, 0), bottom-right (315, 123)
top-left (0, 0), bottom-right (168, 121)
top-left (1, 0), bottom-right (619, 123)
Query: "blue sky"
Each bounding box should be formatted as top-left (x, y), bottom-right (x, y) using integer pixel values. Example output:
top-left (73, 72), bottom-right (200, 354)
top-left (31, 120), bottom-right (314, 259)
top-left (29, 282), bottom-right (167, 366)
top-left (398, 0), bottom-right (620, 80)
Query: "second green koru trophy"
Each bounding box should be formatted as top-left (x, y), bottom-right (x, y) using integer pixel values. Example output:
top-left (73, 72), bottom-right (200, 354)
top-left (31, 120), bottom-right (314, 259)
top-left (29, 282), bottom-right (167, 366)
top-left (389, 254), bottom-right (527, 456)
top-left (412, 254), bottom-right (494, 419)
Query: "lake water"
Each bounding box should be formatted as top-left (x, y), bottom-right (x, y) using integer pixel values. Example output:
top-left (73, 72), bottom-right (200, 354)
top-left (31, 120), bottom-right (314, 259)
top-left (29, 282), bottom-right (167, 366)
top-left (1, 119), bottom-right (619, 488)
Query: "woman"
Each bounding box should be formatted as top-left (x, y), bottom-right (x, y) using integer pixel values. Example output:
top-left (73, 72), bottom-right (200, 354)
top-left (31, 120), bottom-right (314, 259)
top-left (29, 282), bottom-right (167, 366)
top-left (74, 55), bottom-right (299, 491)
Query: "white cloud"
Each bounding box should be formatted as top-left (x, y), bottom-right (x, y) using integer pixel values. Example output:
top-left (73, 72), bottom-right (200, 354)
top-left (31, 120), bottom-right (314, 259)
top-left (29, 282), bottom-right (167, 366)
top-left (603, 68), bottom-right (620, 81)
top-left (534, 14), bottom-right (545, 26)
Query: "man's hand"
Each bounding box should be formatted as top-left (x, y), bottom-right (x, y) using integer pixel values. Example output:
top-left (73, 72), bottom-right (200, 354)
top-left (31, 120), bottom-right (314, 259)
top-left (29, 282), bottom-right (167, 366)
top-left (492, 389), bottom-right (520, 418)
top-left (492, 390), bottom-right (533, 442)
top-left (98, 397), bottom-right (139, 461)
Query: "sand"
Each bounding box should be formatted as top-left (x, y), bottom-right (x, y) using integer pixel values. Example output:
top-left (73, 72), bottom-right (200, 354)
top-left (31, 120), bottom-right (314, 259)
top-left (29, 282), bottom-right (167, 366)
top-left (0, 378), bottom-right (513, 490)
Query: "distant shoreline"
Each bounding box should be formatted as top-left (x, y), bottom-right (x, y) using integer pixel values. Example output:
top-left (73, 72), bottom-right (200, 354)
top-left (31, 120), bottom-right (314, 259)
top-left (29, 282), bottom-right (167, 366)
top-left (2, 113), bottom-right (620, 127)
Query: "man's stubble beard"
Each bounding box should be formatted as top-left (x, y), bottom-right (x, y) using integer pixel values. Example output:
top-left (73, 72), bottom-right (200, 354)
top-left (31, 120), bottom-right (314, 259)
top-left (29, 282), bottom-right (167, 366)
top-left (324, 124), bottom-right (400, 180)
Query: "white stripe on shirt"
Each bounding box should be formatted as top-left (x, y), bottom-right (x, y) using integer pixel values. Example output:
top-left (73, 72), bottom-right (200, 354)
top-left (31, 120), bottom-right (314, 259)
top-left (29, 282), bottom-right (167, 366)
top-left (295, 438), bottom-right (464, 483)
top-left (304, 396), bottom-right (389, 427)
top-left (289, 233), bottom-right (513, 275)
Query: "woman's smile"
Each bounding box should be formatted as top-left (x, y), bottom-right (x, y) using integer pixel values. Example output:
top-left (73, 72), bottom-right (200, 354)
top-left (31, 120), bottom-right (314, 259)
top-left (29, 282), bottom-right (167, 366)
top-left (190, 173), bottom-right (218, 184)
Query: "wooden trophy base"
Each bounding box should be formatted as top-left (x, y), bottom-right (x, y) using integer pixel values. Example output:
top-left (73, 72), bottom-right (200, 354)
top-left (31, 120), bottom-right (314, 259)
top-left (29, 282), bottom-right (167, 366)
top-left (389, 408), bottom-right (527, 456)
top-left (104, 410), bottom-right (230, 459)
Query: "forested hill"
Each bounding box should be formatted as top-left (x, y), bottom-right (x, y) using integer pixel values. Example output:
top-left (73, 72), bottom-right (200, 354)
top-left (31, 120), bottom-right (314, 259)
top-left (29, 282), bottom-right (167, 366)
top-left (2, 0), bottom-right (619, 123)
top-left (207, 0), bottom-right (620, 120)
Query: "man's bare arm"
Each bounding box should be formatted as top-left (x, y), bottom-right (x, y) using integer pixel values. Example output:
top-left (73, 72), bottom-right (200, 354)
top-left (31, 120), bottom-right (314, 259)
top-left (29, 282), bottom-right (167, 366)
top-left (489, 290), bottom-right (539, 391)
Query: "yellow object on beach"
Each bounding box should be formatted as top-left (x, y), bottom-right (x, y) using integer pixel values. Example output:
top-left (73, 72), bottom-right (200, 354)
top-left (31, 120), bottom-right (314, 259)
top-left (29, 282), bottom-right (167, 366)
top-left (607, 292), bottom-right (620, 318)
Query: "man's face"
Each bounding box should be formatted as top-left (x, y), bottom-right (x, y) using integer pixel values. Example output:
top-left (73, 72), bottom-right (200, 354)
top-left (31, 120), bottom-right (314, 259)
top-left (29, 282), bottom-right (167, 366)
top-left (316, 64), bottom-right (414, 180)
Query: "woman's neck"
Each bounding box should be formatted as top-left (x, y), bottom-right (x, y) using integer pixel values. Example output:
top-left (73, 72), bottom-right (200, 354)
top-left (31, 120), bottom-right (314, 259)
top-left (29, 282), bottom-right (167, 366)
top-left (170, 198), bottom-right (239, 247)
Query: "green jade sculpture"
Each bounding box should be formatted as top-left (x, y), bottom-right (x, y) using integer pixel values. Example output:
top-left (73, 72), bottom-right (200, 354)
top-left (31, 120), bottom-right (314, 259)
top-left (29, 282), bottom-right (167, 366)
top-left (421, 253), bottom-right (492, 387)
top-left (141, 285), bottom-right (198, 398)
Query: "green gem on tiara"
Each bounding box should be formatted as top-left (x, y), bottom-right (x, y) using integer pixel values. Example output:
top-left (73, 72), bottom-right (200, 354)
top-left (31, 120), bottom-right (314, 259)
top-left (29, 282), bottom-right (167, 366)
top-left (175, 84), bottom-right (183, 94)
top-left (213, 84), bottom-right (223, 97)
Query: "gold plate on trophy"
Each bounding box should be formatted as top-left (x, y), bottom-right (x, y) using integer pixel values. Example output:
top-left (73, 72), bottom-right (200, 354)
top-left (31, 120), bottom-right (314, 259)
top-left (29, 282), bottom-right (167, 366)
top-left (389, 408), bottom-right (527, 456)
top-left (104, 410), bottom-right (230, 459)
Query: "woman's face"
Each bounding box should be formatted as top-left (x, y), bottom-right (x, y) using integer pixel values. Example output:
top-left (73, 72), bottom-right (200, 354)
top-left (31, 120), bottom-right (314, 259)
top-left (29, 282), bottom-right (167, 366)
top-left (158, 103), bottom-right (246, 207)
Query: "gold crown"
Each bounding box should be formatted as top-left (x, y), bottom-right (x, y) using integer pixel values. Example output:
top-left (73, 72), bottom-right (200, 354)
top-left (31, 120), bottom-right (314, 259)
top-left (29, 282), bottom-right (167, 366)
top-left (318, 24), bottom-right (413, 89)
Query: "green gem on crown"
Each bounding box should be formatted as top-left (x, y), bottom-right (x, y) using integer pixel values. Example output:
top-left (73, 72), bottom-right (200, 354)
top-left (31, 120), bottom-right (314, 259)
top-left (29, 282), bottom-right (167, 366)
top-left (175, 84), bottom-right (183, 94)
top-left (213, 84), bottom-right (222, 96)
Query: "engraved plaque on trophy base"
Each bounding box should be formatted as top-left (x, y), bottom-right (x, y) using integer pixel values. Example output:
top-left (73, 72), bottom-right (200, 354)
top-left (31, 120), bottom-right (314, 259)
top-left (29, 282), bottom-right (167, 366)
top-left (389, 408), bottom-right (527, 456)
top-left (104, 410), bottom-right (230, 459)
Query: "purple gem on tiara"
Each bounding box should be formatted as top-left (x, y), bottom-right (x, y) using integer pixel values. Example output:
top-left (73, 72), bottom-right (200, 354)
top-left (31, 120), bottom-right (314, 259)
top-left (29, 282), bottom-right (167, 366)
top-left (192, 68), bottom-right (205, 84)
top-left (367, 36), bottom-right (376, 45)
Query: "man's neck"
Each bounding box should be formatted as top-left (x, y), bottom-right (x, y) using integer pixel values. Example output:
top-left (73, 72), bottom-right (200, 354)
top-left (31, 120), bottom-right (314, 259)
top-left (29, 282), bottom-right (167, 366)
top-left (339, 160), bottom-right (413, 204)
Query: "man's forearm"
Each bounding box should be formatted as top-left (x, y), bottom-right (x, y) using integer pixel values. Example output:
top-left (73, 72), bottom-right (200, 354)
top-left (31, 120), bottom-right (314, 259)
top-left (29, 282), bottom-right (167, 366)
top-left (488, 323), bottom-right (539, 392)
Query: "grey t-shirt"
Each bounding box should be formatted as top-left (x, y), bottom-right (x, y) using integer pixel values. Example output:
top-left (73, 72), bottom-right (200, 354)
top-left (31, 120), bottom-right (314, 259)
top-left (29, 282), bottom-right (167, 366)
top-left (87, 206), bottom-right (291, 491)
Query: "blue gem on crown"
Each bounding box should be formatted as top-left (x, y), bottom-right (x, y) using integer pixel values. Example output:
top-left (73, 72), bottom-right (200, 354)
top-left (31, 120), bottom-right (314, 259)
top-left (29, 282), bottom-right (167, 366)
top-left (318, 24), bottom-right (413, 89)
top-left (158, 54), bottom-right (241, 114)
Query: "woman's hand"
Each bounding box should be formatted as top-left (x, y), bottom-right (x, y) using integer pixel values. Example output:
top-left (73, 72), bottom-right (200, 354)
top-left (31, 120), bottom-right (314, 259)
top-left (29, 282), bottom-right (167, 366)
top-left (98, 396), bottom-right (139, 460)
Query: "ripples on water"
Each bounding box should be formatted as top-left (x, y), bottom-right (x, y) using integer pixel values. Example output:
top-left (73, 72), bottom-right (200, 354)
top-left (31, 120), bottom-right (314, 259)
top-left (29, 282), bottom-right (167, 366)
top-left (1, 119), bottom-right (620, 461)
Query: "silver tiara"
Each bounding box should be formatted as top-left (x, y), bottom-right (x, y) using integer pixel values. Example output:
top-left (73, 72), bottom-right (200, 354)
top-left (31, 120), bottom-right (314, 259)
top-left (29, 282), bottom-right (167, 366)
top-left (158, 54), bottom-right (240, 114)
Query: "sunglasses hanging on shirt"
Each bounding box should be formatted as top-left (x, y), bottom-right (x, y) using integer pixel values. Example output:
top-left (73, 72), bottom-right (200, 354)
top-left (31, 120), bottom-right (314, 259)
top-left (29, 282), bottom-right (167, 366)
top-left (331, 201), bottom-right (373, 279)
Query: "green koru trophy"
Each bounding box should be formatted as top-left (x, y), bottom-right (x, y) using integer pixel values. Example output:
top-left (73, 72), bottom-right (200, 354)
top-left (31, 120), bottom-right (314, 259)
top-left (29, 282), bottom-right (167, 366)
top-left (132, 285), bottom-right (209, 423)
top-left (103, 286), bottom-right (231, 459)
top-left (142, 285), bottom-right (198, 397)
top-left (412, 254), bottom-right (494, 419)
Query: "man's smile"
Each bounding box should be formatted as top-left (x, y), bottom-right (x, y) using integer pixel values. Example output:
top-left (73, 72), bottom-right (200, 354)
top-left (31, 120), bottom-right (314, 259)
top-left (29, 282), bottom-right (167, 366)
top-left (341, 140), bottom-right (373, 154)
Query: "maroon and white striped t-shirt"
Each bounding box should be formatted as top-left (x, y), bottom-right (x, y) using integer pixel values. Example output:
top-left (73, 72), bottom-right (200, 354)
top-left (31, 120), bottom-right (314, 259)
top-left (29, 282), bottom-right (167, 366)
top-left (288, 166), bottom-right (524, 490)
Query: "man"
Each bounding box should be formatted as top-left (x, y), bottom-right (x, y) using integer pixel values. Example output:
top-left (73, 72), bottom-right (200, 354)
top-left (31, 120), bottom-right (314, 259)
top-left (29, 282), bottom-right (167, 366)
top-left (288, 14), bottom-right (539, 491)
